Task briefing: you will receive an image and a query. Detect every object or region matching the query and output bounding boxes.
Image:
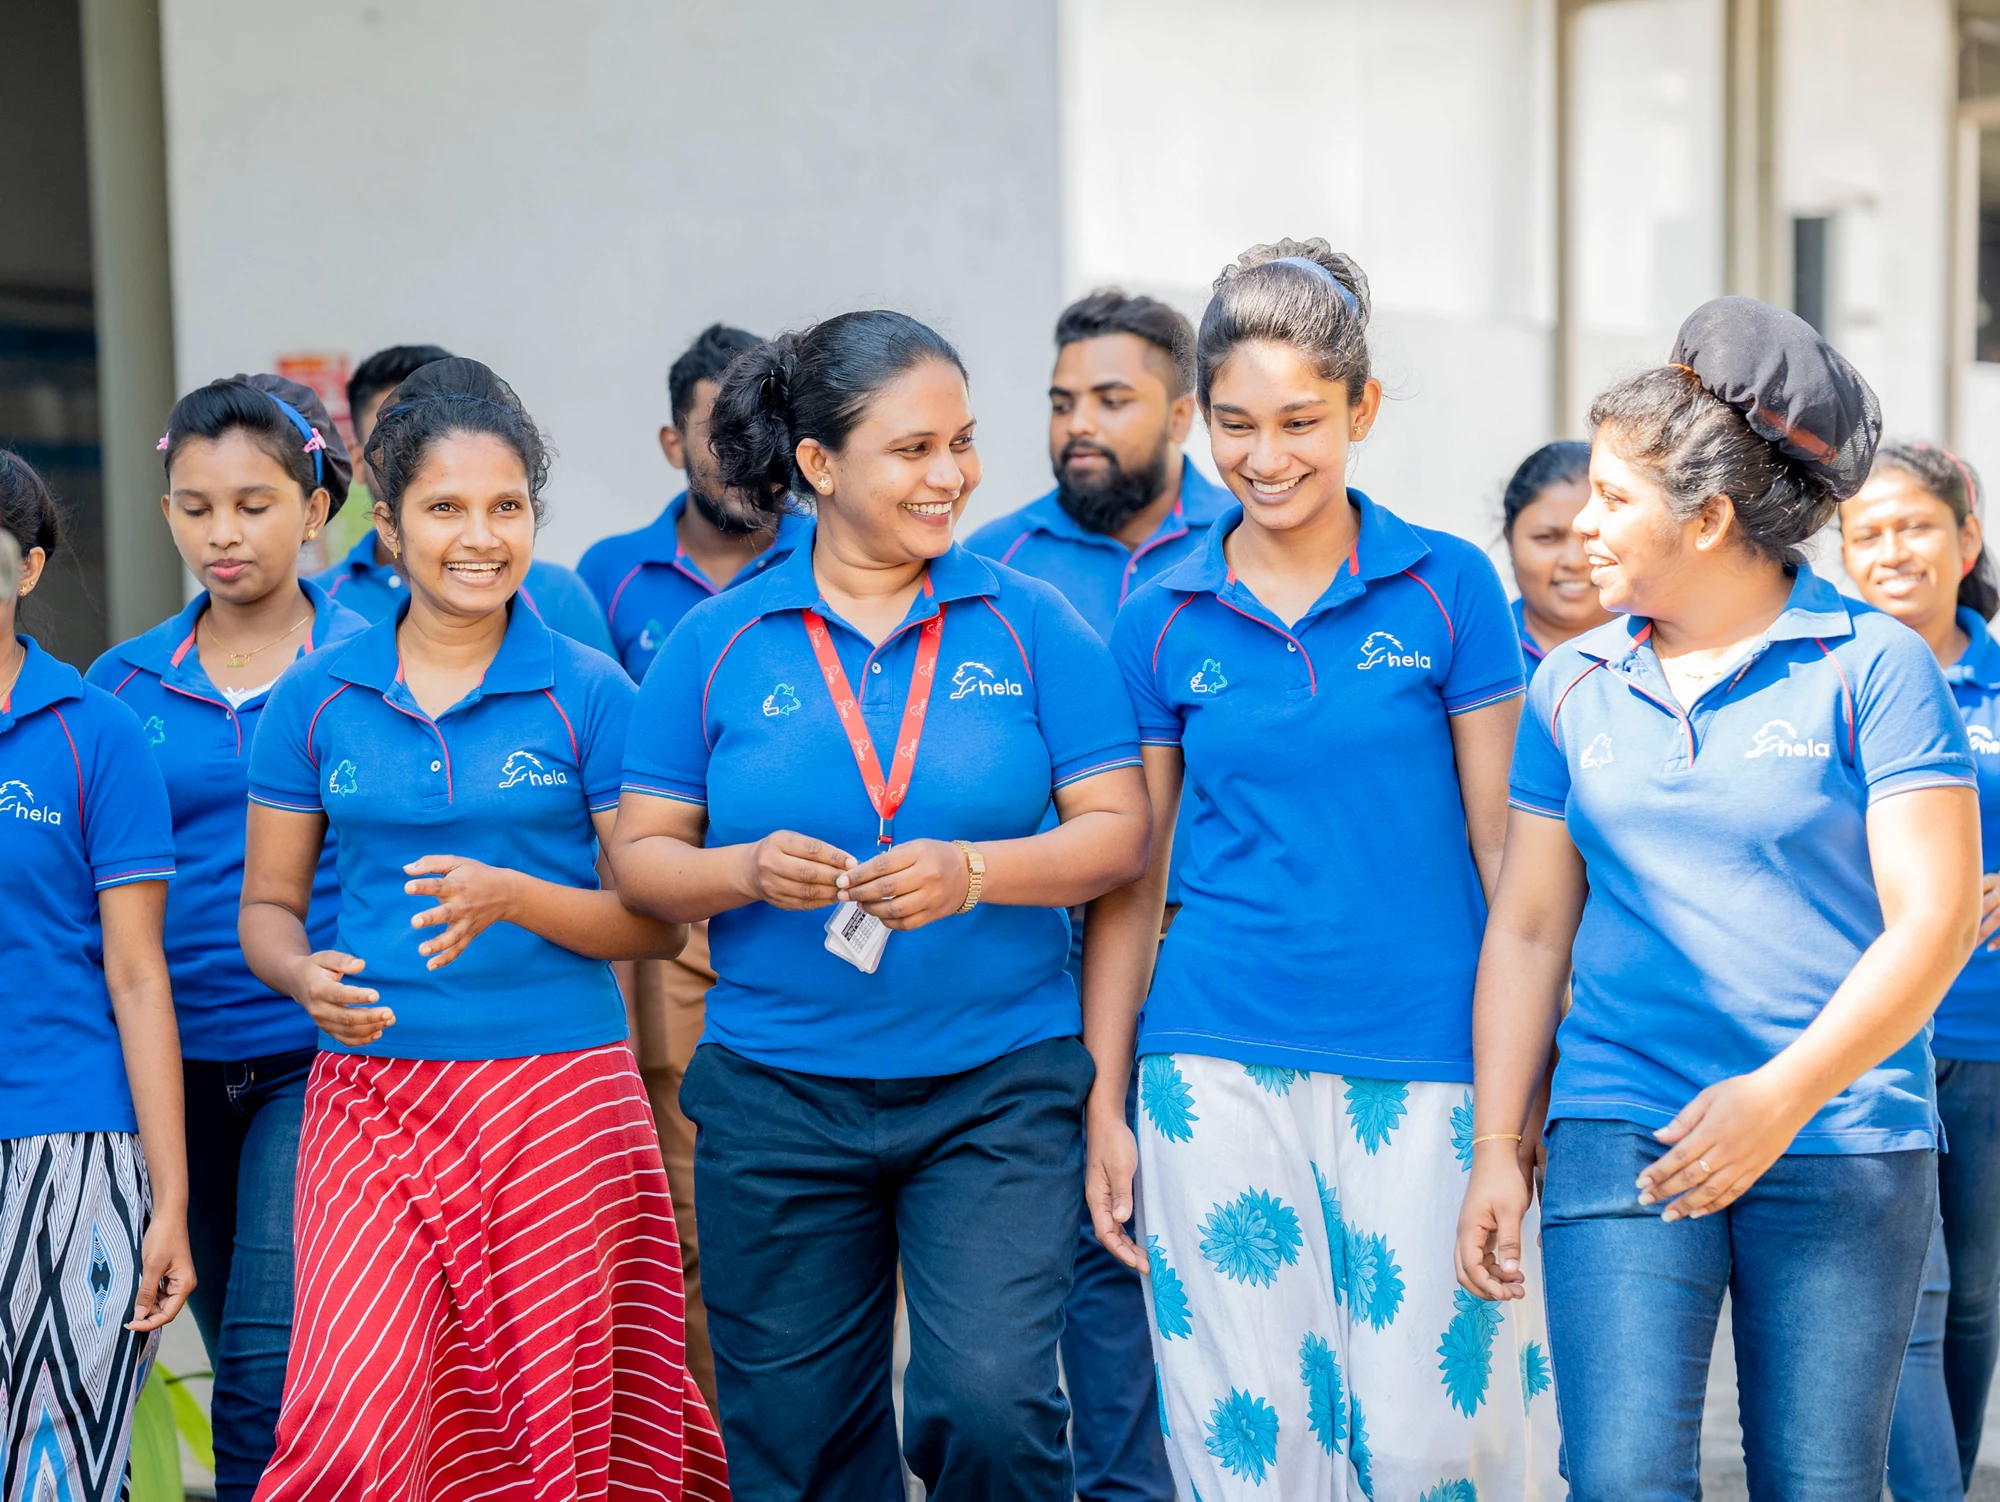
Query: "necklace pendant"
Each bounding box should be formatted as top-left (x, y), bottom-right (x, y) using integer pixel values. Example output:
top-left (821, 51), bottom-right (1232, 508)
top-left (227, 651), bottom-right (251, 668)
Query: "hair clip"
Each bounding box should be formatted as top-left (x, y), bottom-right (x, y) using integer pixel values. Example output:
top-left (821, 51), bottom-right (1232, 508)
top-left (156, 434), bottom-right (171, 451)
top-left (303, 431), bottom-right (327, 454)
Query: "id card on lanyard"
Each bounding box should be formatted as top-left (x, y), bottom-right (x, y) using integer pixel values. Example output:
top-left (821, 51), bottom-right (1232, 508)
top-left (801, 604), bottom-right (944, 973)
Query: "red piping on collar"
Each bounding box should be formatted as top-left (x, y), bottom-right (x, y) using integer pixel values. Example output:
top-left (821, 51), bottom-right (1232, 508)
top-left (542, 688), bottom-right (580, 765)
top-left (1813, 638), bottom-right (1857, 762)
top-left (1152, 596), bottom-right (1197, 674)
top-left (1217, 598), bottom-right (1316, 694)
top-left (701, 618), bottom-right (761, 752)
top-left (1402, 567), bottom-right (1454, 643)
top-left (606, 563), bottom-right (645, 626)
top-left (980, 599), bottom-right (1032, 683)
top-left (49, 704), bottom-right (84, 837)
top-left (304, 683), bottom-right (352, 769)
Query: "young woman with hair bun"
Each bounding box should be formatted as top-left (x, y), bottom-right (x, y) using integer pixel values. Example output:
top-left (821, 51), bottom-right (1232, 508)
top-left (1840, 443), bottom-right (2000, 1500)
top-left (1462, 298), bottom-right (1982, 1497)
top-left (1089, 239), bottom-right (1559, 1499)
top-left (84, 374), bottom-right (366, 1500)
top-left (237, 358), bottom-right (724, 1500)
top-left (610, 310), bottom-right (1150, 1499)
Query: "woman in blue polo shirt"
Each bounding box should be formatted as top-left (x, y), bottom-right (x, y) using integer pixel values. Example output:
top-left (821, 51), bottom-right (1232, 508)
top-left (1459, 299), bottom-right (1981, 1498)
top-left (1841, 442), bottom-right (2000, 1501)
top-left (1503, 440), bottom-right (1611, 670)
top-left (237, 360), bottom-right (727, 1500)
top-left (610, 310), bottom-right (1150, 1501)
top-left (1090, 240), bottom-right (1558, 1501)
top-left (85, 373), bottom-right (365, 1501)
top-left (1, 451), bottom-right (193, 1502)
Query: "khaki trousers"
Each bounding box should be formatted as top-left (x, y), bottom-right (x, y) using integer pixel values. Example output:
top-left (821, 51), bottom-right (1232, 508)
top-left (628, 922), bottom-right (717, 1412)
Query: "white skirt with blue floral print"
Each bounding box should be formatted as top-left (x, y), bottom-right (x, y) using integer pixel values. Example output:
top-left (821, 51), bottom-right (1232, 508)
top-left (1134, 1055), bottom-right (1564, 1501)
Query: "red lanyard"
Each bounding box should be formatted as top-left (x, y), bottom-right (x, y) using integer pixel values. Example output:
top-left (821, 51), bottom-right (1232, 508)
top-left (800, 606), bottom-right (945, 848)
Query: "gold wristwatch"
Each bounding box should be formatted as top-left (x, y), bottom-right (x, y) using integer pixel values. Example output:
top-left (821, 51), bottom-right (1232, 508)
top-left (953, 840), bottom-right (985, 914)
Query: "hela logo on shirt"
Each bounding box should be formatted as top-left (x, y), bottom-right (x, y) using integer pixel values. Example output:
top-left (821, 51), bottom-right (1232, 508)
top-left (1746, 719), bottom-right (1831, 760)
top-left (639, 619), bottom-right (666, 653)
top-left (1581, 733), bottom-right (1615, 769)
top-left (1971, 724), bottom-right (2000, 755)
top-left (1357, 631), bottom-right (1431, 671)
top-left (763, 683), bottom-right (801, 717)
top-left (327, 760), bottom-right (359, 796)
top-left (0, 779), bottom-right (58, 825)
top-left (1190, 659), bottom-right (1228, 695)
top-left (499, 750), bottom-right (569, 789)
top-left (950, 661), bottom-right (1023, 700)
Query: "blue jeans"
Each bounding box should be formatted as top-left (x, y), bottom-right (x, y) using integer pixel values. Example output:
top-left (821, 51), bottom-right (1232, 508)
top-left (1890, 1056), bottom-right (2000, 1496)
top-left (682, 1036), bottom-right (1094, 1502)
top-left (1062, 1070), bottom-right (1174, 1502)
top-left (183, 1048), bottom-right (312, 1502)
top-left (1542, 1117), bottom-right (1935, 1501)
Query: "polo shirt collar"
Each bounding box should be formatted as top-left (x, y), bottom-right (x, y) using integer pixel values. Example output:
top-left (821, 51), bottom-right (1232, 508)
top-left (110, 579), bottom-right (351, 686)
top-left (332, 526), bottom-right (391, 580)
top-left (330, 593), bottom-right (556, 701)
top-left (1, 635), bottom-right (83, 725)
top-left (1575, 564), bottom-right (1856, 669)
top-left (1015, 456), bottom-right (1236, 554)
top-left (758, 522), bottom-right (1000, 623)
top-left (636, 491), bottom-right (815, 582)
top-left (1949, 608), bottom-right (2000, 690)
top-left (1158, 488), bottom-right (1429, 603)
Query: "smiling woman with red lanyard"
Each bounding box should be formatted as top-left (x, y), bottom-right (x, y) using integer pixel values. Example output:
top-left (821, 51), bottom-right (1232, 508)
top-left (610, 310), bottom-right (1151, 1502)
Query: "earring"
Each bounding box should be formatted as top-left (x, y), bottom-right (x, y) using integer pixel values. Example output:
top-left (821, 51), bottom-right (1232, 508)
top-left (305, 528), bottom-right (319, 541)
top-left (817, 478), bottom-right (831, 493)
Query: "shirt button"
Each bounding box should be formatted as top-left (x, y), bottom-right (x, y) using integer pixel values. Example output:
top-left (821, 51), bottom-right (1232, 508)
top-left (871, 662), bottom-right (882, 673)
top-left (430, 760), bottom-right (441, 772)
top-left (389, 576), bottom-right (402, 588)
top-left (1287, 642), bottom-right (1298, 653)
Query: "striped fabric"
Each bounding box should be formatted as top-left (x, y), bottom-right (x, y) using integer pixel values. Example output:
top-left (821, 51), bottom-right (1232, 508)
top-left (253, 1044), bottom-right (728, 1501)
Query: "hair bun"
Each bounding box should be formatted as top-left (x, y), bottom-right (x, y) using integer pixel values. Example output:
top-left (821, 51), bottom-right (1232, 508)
top-left (384, 357), bottom-right (526, 416)
top-left (236, 372), bottom-right (354, 498)
top-left (1670, 296), bottom-right (1880, 500)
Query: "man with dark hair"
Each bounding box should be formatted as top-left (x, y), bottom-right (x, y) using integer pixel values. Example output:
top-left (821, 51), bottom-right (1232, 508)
top-left (574, 323), bottom-right (807, 1417)
top-left (313, 344), bottom-right (614, 654)
top-left (577, 322), bottom-right (807, 680)
top-left (966, 290), bottom-right (1226, 1502)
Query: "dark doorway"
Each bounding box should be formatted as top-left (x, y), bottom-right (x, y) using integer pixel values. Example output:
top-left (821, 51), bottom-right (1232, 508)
top-left (0, 0), bottom-right (104, 666)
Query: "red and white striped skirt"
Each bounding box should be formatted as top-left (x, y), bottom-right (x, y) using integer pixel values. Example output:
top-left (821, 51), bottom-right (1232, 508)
top-left (253, 1044), bottom-right (729, 1502)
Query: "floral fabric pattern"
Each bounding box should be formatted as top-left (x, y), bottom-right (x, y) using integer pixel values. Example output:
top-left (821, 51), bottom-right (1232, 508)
top-left (1137, 1056), bottom-right (1562, 1499)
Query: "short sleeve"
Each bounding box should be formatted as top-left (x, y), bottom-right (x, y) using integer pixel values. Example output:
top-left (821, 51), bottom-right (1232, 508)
top-left (571, 657), bottom-right (637, 812)
top-left (1436, 545), bottom-right (1528, 714)
top-left (247, 667), bottom-right (330, 814)
top-left (1507, 659), bottom-right (1573, 820)
top-left (81, 694), bottom-right (176, 889)
top-left (574, 539), bottom-right (621, 615)
top-left (1852, 627), bottom-right (1978, 802)
top-left (1019, 585), bottom-right (1141, 787)
top-left (529, 565), bottom-right (615, 657)
top-left (621, 614), bottom-right (716, 805)
top-left (1108, 591), bottom-right (1186, 746)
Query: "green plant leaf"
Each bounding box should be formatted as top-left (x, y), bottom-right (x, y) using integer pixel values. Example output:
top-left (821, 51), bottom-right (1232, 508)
top-left (165, 1370), bottom-right (215, 1474)
top-left (128, 1364), bottom-right (184, 1502)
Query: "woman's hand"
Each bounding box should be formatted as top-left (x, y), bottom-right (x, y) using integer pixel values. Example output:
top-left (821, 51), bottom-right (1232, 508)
top-left (405, 855), bottom-right (523, 969)
top-left (1085, 1094), bottom-right (1146, 1273)
top-left (1980, 872), bottom-right (2000, 950)
top-left (837, 839), bottom-right (969, 931)
top-left (1455, 1141), bottom-right (1535, 1301)
top-left (743, 832), bottom-right (856, 911)
top-left (1637, 1068), bottom-right (1811, 1221)
top-left (127, 1208), bottom-right (195, 1332)
top-left (290, 950), bottom-right (393, 1045)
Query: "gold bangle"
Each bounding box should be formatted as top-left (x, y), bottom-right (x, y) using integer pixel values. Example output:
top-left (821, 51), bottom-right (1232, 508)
top-left (1470, 1132), bottom-right (1524, 1146)
top-left (953, 840), bottom-right (985, 914)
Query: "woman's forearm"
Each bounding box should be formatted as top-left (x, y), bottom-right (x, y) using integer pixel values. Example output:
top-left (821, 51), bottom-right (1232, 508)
top-left (1081, 874), bottom-right (1164, 1116)
top-left (612, 834), bottom-right (761, 924)
top-left (240, 899), bottom-right (316, 999)
top-left (102, 885), bottom-right (187, 1217)
top-left (505, 873), bottom-right (686, 960)
top-left (1470, 926), bottom-right (1570, 1136)
top-left (976, 806), bottom-right (1150, 910)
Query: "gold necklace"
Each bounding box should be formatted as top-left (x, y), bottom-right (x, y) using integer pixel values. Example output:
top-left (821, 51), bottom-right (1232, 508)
top-left (203, 610), bottom-right (312, 669)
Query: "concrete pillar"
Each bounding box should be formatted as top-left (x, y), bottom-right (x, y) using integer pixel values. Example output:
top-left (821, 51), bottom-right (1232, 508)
top-left (77, 0), bottom-right (181, 637)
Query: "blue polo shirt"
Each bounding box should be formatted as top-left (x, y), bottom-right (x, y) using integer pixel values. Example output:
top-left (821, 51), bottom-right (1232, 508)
top-left (3, 637), bottom-right (176, 1140)
top-left (87, 582), bottom-right (368, 1061)
top-left (1110, 492), bottom-right (1526, 1080)
top-left (1513, 596), bottom-right (1547, 671)
top-left (1936, 607), bottom-right (2000, 1060)
top-left (247, 598), bottom-right (634, 1061)
top-left (622, 527), bottom-right (1141, 1078)
top-left (314, 528), bottom-right (614, 656)
top-left (1510, 567), bottom-right (1976, 1152)
top-left (964, 458), bottom-right (1235, 641)
top-left (576, 492), bottom-right (810, 681)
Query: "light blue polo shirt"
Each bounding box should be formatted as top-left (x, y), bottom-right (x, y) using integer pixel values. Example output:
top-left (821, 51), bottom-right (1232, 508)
top-left (1110, 492), bottom-right (1526, 1080)
top-left (964, 458), bottom-right (1235, 641)
top-left (576, 491), bottom-right (810, 680)
top-left (248, 598), bottom-right (634, 1061)
top-left (1510, 566), bottom-right (1976, 1152)
top-left (87, 581), bottom-right (368, 1061)
top-left (621, 525), bottom-right (1141, 1079)
top-left (314, 528), bottom-right (614, 657)
top-left (2, 637), bottom-right (177, 1140)
top-left (1936, 606), bottom-right (2000, 1060)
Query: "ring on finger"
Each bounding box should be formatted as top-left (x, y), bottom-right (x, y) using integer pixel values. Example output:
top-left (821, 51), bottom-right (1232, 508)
top-left (1696, 1158), bottom-right (1712, 1176)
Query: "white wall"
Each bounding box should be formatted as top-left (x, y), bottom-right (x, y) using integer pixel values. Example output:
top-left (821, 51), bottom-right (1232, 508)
top-left (1059, 0), bottom-right (1557, 552)
top-left (159, 0), bottom-right (1064, 562)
